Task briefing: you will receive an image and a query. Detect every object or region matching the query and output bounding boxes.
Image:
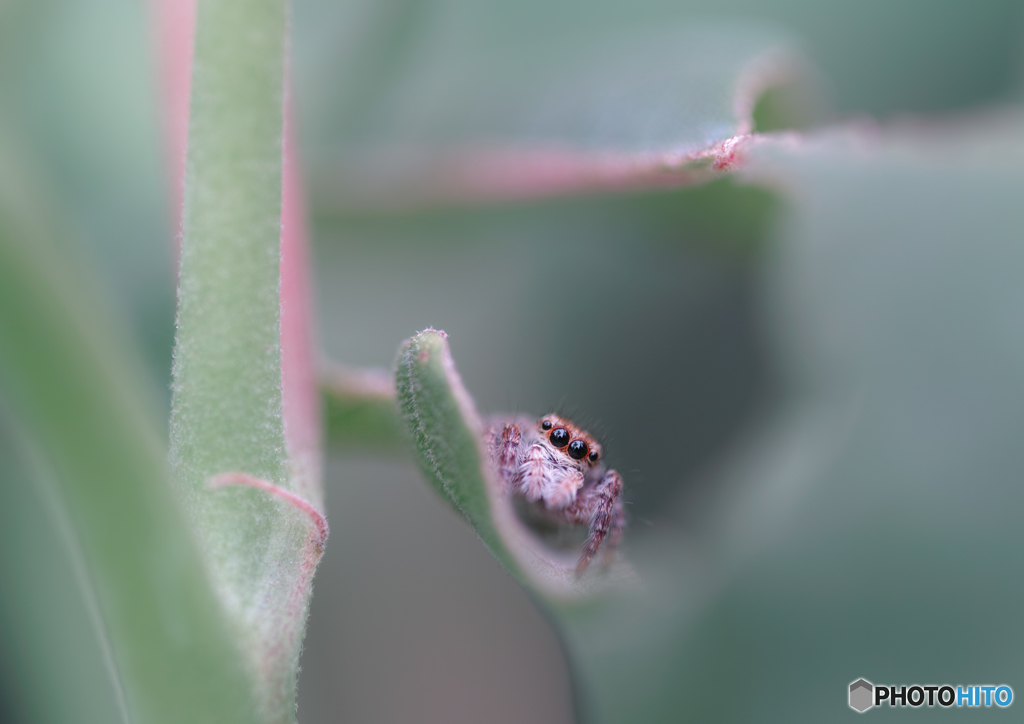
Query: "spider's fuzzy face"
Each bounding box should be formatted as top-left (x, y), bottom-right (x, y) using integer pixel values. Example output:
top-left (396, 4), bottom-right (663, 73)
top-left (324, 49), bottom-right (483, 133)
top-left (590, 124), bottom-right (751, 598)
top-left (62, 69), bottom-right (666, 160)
top-left (538, 414), bottom-right (602, 468)
top-left (487, 412), bottom-right (623, 574)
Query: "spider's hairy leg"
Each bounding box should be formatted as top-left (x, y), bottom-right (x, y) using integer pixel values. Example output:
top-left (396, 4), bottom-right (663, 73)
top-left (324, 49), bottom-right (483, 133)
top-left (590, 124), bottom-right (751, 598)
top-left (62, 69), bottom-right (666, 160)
top-left (576, 469), bottom-right (623, 575)
top-left (603, 497), bottom-right (625, 566)
top-left (488, 423), bottom-right (522, 494)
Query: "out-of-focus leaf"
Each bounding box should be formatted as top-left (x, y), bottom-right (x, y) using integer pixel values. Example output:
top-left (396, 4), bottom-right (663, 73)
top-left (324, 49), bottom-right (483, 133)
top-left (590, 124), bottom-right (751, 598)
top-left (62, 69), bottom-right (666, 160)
top-left (295, 0), bottom-right (1022, 144)
top-left (169, 0), bottom-right (323, 721)
top-left (0, 140), bottom-right (258, 723)
top-left (299, 1), bottom-right (812, 210)
top-left (0, 416), bottom-right (130, 724)
top-left (0, 0), bottom-right (175, 405)
top-left (321, 365), bottom-right (407, 453)
top-left (557, 113), bottom-right (1024, 723)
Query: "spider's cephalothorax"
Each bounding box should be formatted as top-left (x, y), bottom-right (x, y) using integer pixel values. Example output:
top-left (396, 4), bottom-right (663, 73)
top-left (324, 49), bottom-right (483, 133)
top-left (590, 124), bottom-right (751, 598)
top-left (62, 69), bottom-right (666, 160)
top-left (486, 414), bottom-right (624, 574)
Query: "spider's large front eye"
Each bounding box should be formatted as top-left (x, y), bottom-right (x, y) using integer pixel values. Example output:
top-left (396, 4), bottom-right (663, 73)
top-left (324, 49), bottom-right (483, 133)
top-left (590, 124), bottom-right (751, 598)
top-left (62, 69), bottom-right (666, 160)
top-left (549, 427), bottom-right (570, 448)
top-left (541, 420), bottom-right (552, 430)
top-left (567, 439), bottom-right (589, 460)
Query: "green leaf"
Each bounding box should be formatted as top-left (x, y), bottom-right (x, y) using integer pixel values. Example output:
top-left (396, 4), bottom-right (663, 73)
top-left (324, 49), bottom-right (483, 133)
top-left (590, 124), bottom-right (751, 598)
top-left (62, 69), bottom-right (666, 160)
top-left (0, 140), bottom-right (259, 723)
top-left (321, 365), bottom-right (407, 453)
top-left (670, 115), bottom-right (1024, 719)
top-left (170, 0), bottom-right (323, 720)
top-left (298, 2), bottom-right (813, 211)
top-left (395, 331), bottom-right (512, 566)
top-left (0, 421), bottom-right (129, 724)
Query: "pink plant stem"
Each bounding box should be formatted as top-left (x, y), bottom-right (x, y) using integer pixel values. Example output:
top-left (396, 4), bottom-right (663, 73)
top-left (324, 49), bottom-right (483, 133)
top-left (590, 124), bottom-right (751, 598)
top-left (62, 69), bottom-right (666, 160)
top-left (209, 472), bottom-right (328, 549)
top-left (279, 90), bottom-right (322, 500)
top-left (154, 0), bottom-right (196, 265)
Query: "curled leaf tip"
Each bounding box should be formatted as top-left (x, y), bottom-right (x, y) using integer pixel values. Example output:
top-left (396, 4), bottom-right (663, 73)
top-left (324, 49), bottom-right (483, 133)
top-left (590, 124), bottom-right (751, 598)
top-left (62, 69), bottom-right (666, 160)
top-left (396, 330), bottom-right (636, 600)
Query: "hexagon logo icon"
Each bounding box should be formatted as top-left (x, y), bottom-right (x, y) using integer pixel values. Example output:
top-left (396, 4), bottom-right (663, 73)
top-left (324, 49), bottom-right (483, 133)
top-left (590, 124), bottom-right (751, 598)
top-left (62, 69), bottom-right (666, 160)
top-left (849, 679), bottom-right (873, 712)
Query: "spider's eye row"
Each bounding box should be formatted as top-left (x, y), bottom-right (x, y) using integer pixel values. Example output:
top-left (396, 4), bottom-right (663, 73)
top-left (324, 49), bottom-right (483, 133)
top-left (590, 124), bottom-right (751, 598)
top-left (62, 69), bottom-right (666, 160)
top-left (567, 439), bottom-right (589, 460)
top-left (588, 450), bottom-right (599, 463)
top-left (541, 419), bottom-right (553, 430)
top-left (549, 427), bottom-right (570, 448)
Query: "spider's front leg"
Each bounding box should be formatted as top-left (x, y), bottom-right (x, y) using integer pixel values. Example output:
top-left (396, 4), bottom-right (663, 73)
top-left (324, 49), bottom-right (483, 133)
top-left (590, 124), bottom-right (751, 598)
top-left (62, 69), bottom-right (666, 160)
top-left (576, 469), bottom-right (623, 575)
top-left (487, 422), bottom-right (522, 494)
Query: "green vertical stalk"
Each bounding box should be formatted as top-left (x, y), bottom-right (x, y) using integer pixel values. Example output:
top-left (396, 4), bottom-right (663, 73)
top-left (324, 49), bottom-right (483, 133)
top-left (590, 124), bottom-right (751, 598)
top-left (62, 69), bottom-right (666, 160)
top-left (172, 0), bottom-right (317, 721)
top-left (174, 0), bottom-right (287, 493)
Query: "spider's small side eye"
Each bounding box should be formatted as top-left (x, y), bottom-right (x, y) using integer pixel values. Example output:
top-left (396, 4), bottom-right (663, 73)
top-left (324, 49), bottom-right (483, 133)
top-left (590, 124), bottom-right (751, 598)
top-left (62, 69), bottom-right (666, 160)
top-left (549, 428), bottom-right (570, 447)
top-left (541, 420), bottom-right (552, 430)
top-left (567, 439), bottom-right (589, 460)
top-left (588, 450), bottom-right (599, 463)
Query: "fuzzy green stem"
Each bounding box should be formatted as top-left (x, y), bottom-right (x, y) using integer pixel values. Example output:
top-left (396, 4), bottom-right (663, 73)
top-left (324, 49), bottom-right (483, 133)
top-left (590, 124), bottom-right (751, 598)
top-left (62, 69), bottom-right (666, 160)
top-left (171, 0), bottom-right (317, 720)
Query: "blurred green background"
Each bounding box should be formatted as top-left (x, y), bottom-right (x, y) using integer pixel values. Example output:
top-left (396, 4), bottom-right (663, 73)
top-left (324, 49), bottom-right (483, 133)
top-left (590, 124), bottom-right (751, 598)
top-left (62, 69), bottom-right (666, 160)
top-left (1, 0), bottom-right (1023, 722)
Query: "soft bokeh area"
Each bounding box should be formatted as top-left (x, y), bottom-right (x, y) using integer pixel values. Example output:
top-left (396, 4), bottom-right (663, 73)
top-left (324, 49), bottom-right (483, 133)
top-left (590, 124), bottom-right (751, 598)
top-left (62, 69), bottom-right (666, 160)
top-left (1, 0), bottom-right (1023, 722)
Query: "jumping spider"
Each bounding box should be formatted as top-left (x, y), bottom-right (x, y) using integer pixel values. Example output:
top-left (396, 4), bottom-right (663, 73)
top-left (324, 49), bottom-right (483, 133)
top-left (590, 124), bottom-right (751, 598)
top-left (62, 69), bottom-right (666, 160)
top-left (486, 414), bottom-right (623, 575)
